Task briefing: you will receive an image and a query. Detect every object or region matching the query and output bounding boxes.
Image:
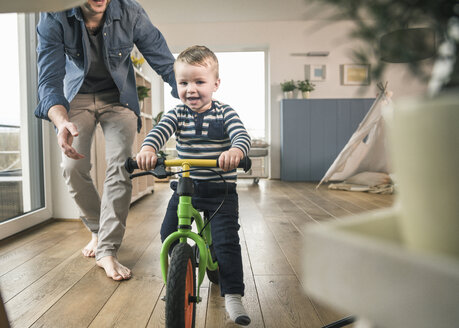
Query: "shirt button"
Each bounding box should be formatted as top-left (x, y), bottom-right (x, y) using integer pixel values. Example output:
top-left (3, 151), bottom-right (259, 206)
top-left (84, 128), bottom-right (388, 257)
top-left (118, 52), bottom-right (122, 56)
top-left (104, 32), bottom-right (107, 36)
top-left (126, 103), bottom-right (129, 106)
top-left (77, 53), bottom-right (80, 56)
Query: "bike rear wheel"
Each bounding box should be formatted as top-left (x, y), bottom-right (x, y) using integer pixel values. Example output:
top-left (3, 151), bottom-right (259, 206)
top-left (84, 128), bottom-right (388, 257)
top-left (166, 243), bottom-right (197, 328)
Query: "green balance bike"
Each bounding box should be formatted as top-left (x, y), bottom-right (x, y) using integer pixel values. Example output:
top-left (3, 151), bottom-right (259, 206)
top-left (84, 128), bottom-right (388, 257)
top-left (125, 156), bottom-right (251, 328)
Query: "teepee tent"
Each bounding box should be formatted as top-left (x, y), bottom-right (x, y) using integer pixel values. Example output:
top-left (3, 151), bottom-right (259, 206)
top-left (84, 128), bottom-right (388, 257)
top-left (317, 83), bottom-right (392, 189)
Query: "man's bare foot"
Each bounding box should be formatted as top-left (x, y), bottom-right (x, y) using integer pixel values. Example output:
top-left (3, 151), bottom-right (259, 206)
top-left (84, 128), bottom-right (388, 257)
top-left (96, 256), bottom-right (132, 281)
top-left (82, 234), bottom-right (98, 257)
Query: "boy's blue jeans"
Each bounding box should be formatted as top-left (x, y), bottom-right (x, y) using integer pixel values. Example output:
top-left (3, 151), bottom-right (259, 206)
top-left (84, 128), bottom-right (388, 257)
top-left (161, 180), bottom-right (245, 297)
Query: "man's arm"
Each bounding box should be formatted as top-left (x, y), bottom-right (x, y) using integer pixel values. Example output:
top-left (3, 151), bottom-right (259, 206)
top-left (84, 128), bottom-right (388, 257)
top-left (132, 6), bottom-right (178, 98)
top-left (35, 13), bottom-right (71, 121)
top-left (35, 13), bottom-right (83, 159)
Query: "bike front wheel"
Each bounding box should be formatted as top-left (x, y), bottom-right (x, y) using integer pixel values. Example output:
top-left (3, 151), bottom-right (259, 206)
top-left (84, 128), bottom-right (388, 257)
top-left (166, 243), bottom-right (197, 328)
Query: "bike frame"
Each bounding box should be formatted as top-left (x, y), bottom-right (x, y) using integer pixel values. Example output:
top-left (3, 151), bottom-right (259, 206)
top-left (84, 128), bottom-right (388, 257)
top-left (159, 159), bottom-right (220, 302)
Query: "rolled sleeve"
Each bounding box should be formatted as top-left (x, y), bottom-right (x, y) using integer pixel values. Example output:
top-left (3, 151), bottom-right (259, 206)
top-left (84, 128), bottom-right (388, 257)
top-left (34, 94), bottom-right (70, 121)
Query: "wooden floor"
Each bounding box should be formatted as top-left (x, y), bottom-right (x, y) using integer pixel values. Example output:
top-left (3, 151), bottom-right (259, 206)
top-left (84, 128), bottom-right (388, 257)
top-left (0, 179), bottom-right (394, 328)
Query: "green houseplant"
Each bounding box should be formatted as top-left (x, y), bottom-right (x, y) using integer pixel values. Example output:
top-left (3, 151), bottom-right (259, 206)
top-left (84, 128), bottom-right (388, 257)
top-left (297, 79), bottom-right (315, 98)
top-left (136, 85), bottom-right (150, 102)
top-left (136, 85), bottom-right (150, 111)
top-left (280, 80), bottom-right (296, 98)
top-left (306, 0), bottom-right (459, 94)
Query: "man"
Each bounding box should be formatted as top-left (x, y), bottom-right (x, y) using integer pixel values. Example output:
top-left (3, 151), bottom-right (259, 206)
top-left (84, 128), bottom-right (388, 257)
top-left (35, 0), bottom-right (178, 280)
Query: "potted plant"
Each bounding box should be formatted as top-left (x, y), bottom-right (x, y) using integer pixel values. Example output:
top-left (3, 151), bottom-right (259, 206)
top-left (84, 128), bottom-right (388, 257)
top-left (297, 79), bottom-right (315, 98)
top-left (280, 80), bottom-right (296, 98)
top-left (307, 0), bottom-right (458, 94)
top-left (136, 85), bottom-right (150, 109)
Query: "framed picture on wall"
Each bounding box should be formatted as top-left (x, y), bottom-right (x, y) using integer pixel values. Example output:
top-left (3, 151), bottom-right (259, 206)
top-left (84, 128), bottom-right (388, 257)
top-left (305, 64), bottom-right (326, 82)
top-left (341, 64), bottom-right (371, 85)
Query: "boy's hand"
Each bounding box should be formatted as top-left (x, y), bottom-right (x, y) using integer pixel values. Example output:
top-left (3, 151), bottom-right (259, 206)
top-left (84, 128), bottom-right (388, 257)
top-left (136, 146), bottom-right (158, 171)
top-left (219, 148), bottom-right (243, 172)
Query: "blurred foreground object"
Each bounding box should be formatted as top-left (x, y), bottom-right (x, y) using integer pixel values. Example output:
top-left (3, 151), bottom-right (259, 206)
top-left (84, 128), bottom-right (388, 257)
top-left (303, 209), bottom-right (459, 328)
top-left (306, 0), bottom-right (459, 94)
top-left (0, 0), bottom-right (84, 13)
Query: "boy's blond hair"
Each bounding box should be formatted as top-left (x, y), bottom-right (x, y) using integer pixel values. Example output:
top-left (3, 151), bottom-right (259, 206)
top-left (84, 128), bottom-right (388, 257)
top-left (174, 45), bottom-right (219, 78)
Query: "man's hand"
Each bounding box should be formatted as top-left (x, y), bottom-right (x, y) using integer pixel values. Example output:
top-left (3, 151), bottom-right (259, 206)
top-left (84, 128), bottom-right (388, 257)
top-left (136, 146), bottom-right (158, 171)
top-left (57, 122), bottom-right (85, 159)
top-left (48, 105), bottom-right (84, 160)
top-left (219, 148), bottom-right (243, 172)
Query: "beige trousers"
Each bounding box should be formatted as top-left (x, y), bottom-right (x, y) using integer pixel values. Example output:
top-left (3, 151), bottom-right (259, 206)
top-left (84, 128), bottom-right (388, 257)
top-left (62, 89), bottom-right (137, 260)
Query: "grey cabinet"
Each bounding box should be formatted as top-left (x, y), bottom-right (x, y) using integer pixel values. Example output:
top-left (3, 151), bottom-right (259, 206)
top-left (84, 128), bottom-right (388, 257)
top-left (280, 98), bottom-right (374, 181)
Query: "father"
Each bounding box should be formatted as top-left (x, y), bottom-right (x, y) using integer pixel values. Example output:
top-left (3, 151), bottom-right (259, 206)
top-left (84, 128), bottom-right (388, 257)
top-left (35, 0), bottom-right (178, 280)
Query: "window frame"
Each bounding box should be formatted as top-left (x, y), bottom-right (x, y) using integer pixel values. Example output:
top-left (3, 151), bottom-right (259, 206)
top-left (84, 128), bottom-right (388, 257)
top-left (0, 13), bottom-right (53, 240)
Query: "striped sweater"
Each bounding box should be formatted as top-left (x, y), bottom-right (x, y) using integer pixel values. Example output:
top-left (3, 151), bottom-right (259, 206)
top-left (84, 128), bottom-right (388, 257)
top-left (142, 100), bottom-right (251, 182)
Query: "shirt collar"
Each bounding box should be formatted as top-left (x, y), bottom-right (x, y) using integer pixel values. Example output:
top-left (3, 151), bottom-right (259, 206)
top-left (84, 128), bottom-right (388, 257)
top-left (185, 101), bottom-right (216, 116)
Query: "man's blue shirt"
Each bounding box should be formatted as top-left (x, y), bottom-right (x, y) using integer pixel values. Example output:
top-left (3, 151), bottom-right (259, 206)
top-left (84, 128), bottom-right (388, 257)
top-left (35, 0), bottom-right (178, 131)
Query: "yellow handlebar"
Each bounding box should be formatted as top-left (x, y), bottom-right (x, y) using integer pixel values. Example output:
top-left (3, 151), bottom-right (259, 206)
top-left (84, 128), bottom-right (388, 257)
top-left (163, 159), bottom-right (218, 178)
top-left (125, 156), bottom-right (251, 176)
top-left (163, 159), bottom-right (218, 168)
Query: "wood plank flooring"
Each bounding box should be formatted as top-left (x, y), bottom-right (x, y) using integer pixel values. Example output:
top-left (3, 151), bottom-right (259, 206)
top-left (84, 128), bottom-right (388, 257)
top-left (0, 180), bottom-right (394, 328)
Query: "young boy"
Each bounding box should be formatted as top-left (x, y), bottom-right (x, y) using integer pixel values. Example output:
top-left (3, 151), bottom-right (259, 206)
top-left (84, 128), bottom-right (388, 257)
top-left (136, 45), bottom-right (251, 325)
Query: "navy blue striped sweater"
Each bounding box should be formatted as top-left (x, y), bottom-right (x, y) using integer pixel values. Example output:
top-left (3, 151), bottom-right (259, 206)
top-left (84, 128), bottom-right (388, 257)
top-left (142, 100), bottom-right (251, 182)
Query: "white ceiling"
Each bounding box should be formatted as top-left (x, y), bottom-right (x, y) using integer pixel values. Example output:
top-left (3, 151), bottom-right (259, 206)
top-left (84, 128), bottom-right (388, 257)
top-left (138, 0), bottom-right (334, 24)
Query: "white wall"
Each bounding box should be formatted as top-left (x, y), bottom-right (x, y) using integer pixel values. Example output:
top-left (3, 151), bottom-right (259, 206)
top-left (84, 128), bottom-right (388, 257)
top-left (49, 19), bottom-right (428, 218)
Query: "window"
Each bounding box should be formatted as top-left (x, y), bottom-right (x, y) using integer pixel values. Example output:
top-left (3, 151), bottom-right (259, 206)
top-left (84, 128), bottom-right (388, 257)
top-left (0, 14), bottom-right (51, 239)
top-left (0, 14), bottom-right (23, 222)
top-left (163, 51), bottom-right (267, 141)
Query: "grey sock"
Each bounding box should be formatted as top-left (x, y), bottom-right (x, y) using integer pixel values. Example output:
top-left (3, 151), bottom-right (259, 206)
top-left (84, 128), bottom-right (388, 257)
top-left (225, 294), bottom-right (251, 326)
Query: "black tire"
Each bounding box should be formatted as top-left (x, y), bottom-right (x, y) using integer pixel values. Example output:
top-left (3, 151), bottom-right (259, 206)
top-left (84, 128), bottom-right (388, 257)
top-left (192, 244), bottom-right (200, 267)
top-left (166, 243), bottom-right (196, 328)
top-left (192, 244), bottom-right (219, 285)
top-left (206, 267), bottom-right (220, 285)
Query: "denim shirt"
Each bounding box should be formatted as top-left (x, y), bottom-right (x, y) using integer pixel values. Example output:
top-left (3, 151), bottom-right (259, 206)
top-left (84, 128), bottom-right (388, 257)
top-left (35, 0), bottom-right (178, 131)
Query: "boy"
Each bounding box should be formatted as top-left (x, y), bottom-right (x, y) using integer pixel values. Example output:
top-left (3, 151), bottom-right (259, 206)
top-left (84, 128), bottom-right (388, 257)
top-left (136, 45), bottom-right (251, 325)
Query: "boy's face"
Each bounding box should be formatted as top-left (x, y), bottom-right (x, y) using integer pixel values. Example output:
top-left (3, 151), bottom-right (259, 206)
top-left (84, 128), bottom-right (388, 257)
top-left (175, 61), bottom-right (220, 113)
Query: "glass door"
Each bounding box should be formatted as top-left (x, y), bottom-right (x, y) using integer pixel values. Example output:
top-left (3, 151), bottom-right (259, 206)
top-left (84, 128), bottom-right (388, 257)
top-left (0, 13), bottom-right (52, 239)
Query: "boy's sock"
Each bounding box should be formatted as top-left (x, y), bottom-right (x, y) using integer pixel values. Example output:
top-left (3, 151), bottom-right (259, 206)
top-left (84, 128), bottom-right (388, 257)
top-left (225, 294), bottom-right (251, 326)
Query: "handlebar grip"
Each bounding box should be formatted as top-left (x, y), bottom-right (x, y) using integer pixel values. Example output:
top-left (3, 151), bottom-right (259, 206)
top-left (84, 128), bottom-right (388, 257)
top-left (124, 157), bottom-right (166, 174)
top-left (124, 157), bottom-right (139, 173)
top-left (239, 157), bottom-right (252, 172)
top-left (216, 156), bottom-right (252, 173)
